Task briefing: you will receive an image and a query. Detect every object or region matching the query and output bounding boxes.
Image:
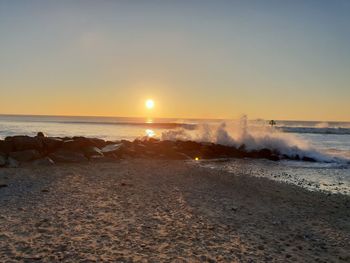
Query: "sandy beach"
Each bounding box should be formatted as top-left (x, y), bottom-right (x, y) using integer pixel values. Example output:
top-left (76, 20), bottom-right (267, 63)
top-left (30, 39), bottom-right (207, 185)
top-left (0, 160), bottom-right (349, 262)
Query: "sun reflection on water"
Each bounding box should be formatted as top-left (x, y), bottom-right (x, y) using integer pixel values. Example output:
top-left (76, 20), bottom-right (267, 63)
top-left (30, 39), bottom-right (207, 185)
top-left (145, 129), bottom-right (155, 137)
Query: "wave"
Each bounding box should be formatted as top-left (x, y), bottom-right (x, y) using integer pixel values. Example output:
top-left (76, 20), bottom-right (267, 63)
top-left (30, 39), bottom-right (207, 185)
top-left (161, 116), bottom-right (349, 163)
top-left (53, 121), bottom-right (198, 129)
top-left (278, 126), bottom-right (350, 135)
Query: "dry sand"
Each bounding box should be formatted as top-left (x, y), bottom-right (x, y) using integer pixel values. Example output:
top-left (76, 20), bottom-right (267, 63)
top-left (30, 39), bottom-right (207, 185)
top-left (0, 160), bottom-right (349, 262)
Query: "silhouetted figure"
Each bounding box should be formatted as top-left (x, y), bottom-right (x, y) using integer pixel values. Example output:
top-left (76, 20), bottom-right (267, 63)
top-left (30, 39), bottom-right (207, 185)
top-left (269, 120), bottom-right (276, 127)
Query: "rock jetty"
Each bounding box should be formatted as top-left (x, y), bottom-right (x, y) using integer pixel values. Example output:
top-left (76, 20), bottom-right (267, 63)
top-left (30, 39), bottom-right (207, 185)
top-left (0, 133), bottom-right (316, 167)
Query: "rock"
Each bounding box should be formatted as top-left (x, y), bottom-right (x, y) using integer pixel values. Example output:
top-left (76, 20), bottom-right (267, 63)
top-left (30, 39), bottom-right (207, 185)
top-left (175, 141), bottom-right (203, 157)
top-left (41, 137), bottom-right (64, 152)
top-left (49, 150), bottom-right (88, 163)
top-left (90, 155), bottom-right (118, 162)
top-left (0, 184), bottom-right (8, 188)
top-left (249, 148), bottom-right (280, 161)
top-left (0, 154), bottom-right (6, 167)
top-left (6, 157), bottom-right (19, 168)
top-left (86, 138), bottom-right (106, 148)
top-left (101, 144), bottom-right (123, 154)
top-left (9, 149), bottom-right (41, 162)
top-left (0, 140), bottom-right (13, 154)
top-left (36, 132), bottom-right (46, 137)
top-left (231, 206), bottom-right (238, 212)
top-left (61, 137), bottom-right (101, 151)
top-left (5, 136), bottom-right (44, 151)
top-left (83, 146), bottom-right (103, 158)
top-left (60, 140), bottom-right (83, 151)
top-left (32, 157), bottom-right (55, 166)
top-left (160, 151), bottom-right (191, 160)
top-left (302, 156), bottom-right (316, 162)
top-left (258, 245), bottom-right (265, 250)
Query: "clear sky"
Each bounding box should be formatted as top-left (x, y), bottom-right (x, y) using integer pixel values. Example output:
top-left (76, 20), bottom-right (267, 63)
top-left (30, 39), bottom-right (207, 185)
top-left (0, 0), bottom-right (349, 121)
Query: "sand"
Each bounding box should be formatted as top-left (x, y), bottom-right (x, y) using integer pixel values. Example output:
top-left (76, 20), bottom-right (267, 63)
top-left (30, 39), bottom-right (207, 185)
top-left (0, 160), bottom-right (349, 262)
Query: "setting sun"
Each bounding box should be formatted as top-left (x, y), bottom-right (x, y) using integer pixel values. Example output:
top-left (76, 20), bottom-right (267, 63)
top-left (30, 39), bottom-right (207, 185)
top-left (145, 99), bottom-right (154, 109)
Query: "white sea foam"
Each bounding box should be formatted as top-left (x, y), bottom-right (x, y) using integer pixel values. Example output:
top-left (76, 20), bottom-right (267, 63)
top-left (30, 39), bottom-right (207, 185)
top-left (161, 116), bottom-right (348, 163)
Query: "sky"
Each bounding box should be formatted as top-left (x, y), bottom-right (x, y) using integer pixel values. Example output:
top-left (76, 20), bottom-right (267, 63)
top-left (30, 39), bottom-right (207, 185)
top-left (0, 0), bottom-right (349, 121)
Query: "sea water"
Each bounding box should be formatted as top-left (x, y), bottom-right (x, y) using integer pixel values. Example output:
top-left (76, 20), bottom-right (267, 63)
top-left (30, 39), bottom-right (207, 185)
top-left (0, 115), bottom-right (349, 194)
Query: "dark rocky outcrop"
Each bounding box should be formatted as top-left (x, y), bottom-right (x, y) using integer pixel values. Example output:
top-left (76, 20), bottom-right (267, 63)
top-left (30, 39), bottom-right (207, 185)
top-left (36, 132), bottom-right (46, 138)
top-left (49, 150), bottom-right (88, 163)
top-left (41, 137), bottom-right (64, 153)
top-left (5, 136), bottom-right (44, 152)
top-left (0, 133), bottom-right (320, 168)
top-left (6, 157), bottom-right (19, 168)
top-left (9, 150), bottom-right (41, 162)
top-left (83, 146), bottom-right (103, 159)
top-left (0, 154), bottom-right (6, 167)
top-left (32, 157), bottom-right (55, 166)
top-left (0, 140), bottom-right (14, 154)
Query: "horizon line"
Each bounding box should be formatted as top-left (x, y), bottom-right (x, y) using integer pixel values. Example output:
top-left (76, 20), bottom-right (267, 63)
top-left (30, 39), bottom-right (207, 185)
top-left (0, 113), bottom-right (349, 123)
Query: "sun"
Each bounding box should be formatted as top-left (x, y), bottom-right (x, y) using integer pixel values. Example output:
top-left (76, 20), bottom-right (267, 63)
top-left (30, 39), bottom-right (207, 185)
top-left (145, 99), bottom-right (154, 109)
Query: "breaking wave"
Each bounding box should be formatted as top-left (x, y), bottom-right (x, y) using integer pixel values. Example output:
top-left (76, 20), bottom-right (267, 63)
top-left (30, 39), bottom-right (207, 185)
top-left (161, 116), bottom-right (349, 163)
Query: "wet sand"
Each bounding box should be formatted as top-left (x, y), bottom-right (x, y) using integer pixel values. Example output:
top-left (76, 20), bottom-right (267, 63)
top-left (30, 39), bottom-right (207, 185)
top-left (0, 160), bottom-right (349, 262)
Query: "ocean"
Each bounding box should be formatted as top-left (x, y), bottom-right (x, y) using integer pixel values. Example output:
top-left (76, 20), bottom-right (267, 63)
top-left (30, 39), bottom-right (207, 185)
top-left (0, 114), bottom-right (349, 194)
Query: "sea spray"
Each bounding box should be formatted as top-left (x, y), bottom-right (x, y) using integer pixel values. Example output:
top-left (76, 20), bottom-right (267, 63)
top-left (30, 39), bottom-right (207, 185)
top-left (161, 116), bottom-right (348, 163)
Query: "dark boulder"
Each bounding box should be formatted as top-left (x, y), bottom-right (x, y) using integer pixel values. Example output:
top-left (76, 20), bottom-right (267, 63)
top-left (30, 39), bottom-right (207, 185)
top-left (60, 140), bottom-right (84, 151)
top-left (88, 138), bottom-right (106, 148)
top-left (72, 136), bottom-right (106, 148)
top-left (90, 155), bottom-right (118, 163)
top-left (32, 157), bottom-right (55, 166)
top-left (249, 148), bottom-right (280, 161)
top-left (142, 140), bottom-right (190, 159)
top-left (0, 154), bottom-right (6, 167)
top-left (120, 140), bottom-right (132, 147)
top-left (5, 136), bottom-right (44, 152)
top-left (9, 150), bottom-right (41, 162)
top-left (61, 137), bottom-right (103, 151)
top-left (49, 150), bottom-right (88, 163)
top-left (175, 140), bottom-right (202, 158)
top-left (0, 140), bottom-right (13, 154)
top-left (302, 156), bottom-right (316, 162)
top-left (41, 137), bottom-right (64, 152)
top-left (160, 151), bottom-right (191, 160)
top-left (36, 132), bottom-right (46, 138)
top-left (83, 146), bottom-right (103, 158)
top-left (6, 157), bottom-right (20, 168)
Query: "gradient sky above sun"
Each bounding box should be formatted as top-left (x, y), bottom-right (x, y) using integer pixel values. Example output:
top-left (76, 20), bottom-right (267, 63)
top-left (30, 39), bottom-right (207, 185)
top-left (0, 0), bottom-right (349, 121)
